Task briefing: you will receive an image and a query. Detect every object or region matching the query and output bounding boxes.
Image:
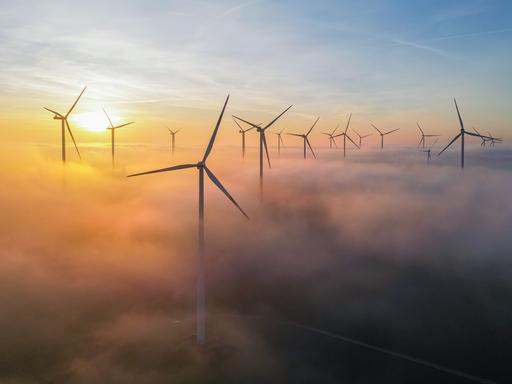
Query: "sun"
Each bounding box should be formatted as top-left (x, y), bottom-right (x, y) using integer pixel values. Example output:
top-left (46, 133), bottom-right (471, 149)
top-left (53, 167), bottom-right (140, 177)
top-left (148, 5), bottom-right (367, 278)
top-left (70, 112), bottom-right (120, 132)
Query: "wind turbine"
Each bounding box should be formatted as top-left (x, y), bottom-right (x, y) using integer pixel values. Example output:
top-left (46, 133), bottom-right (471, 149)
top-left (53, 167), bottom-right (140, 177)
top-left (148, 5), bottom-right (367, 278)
top-left (472, 127), bottom-right (490, 147)
top-left (233, 118), bottom-right (255, 159)
top-left (438, 99), bottom-right (493, 169)
top-left (420, 138), bottom-right (438, 165)
top-left (333, 113), bottom-right (360, 157)
top-left (321, 124), bottom-right (340, 149)
top-left (103, 108), bottom-right (134, 167)
top-left (273, 128), bottom-right (286, 156)
top-left (371, 124), bottom-right (400, 149)
top-left (167, 127), bottom-right (181, 158)
top-left (43, 86), bottom-right (86, 163)
top-left (128, 95), bottom-right (249, 345)
top-left (416, 122), bottom-right (440, 148)
top-left (233, 105), bottom-right (293, 199)
top-left (488, 131), bottom-right (502, 147)
top-left (287, 117), bottom-right (319, 159)
top-left (352, 129), bottom-right (372, 148)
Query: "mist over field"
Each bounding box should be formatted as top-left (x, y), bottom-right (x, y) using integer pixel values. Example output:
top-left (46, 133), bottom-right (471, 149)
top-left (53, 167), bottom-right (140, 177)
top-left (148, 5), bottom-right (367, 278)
top-left (1, 142), bottom-right (511, 383)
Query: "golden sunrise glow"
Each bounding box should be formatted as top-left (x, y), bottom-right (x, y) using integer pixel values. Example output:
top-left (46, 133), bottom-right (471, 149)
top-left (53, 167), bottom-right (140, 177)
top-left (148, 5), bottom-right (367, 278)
top-left (70, 112), bottom-right (120, 132)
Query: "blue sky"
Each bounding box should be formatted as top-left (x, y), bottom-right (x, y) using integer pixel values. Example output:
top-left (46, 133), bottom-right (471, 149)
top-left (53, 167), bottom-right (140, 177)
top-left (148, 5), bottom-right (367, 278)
top-left (0, 0), bottom-right (511, 142)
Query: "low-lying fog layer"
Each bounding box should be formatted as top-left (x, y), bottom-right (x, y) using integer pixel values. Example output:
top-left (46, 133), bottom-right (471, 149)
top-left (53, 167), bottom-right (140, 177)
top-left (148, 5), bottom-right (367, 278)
top-left (1, 143), bottom-right (511, 383)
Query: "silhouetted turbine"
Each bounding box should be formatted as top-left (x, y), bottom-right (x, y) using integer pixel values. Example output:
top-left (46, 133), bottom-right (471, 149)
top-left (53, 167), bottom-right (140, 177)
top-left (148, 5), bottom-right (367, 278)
top-left (287, 117), bottom-right (319, 159)
top-left (43, 86), bottom-right (86, 163)
top-left (321, 124), bottom-right (340, 148)
top-left (371, 124), bottom-right (400, 149)
top-left (333, 113), bottom-right (359, 157)
top-left (233, 118), bottom-right (256, 159)
top-left (273, 128), bottom-right (286, 156)
top-left (438, 99), bottom-right (493, 169)
top-left (416, 122), bottom-right (440, 148)
top-left (128, 95), bottom-right (249, 345)
top-left (104, 108), bottom-right (134, 167)
top-left (233, 105), bottom-right (293, 199)
top-left (166, 127), bottom-right (182, 158)
top-left (420, 138), bottom-right (438, 165)
top-left (352, 129), bottom-right (372, 148)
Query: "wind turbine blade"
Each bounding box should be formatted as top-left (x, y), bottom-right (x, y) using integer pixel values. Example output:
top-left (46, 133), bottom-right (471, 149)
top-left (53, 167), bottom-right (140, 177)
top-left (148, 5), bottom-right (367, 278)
top-left (344, 113), bottom-right (352, 134)
top-left (333, 133), bottom-right (345, 138)
top-left (232, 115), bottom-right (259, 129)
top-left (204, 166), bottom-right (249, 219)
top-left (332, 124), bottom-right (340, 135)
top-left (113, 121), bottom-right (134, 129)
top-left (416, 122), bottom-right (424, 135)
top-left (430, 138), bottom-right (439, 149)
top-left (287, 133), bottom-right (303, 137)
top-left (306, 138), bottom-right (316, 158)
top-left (371, 124), bottom-right (382, 134)
top-left (417, 137), bottom-right (424, 148)
top-left (472, 127), bottom-right (482, 136)
top-left (243, 126), bottom-right (255, 133)
top-left (306, 116), bottom-right (320, 136)
top-left (279, 135), bottom-right (285, 146)
top-left (332, 138), bottom-right (338, 148)
top-left (352, 129), bottom-right (361, 138)
top-left (263, 105), bottom-right (293, 130)
top-left (384, 128), bottom-right (400, 135)
top-left (262, 132), bottom-right (271, 168)
top-left (43, 107), bottom-right (63, 117)
top-left (103, 108), bottom-right (114, 128)
top-left (361, 134), bottom-right (372, 138)
top-left (454, 98), bottom-right (464, 131)
top-left (203, 95), bottom-right (229, 162)
top-left (65, 120), bottom-right (81, 159)
top-left (233, 118), bottom-right (244, 131)
top-left (346, 134), bottom-right (360, 149)
top-left (65, 86), bottom-right (87, 117)
top-left (321, 133), bottom-right (331, 136)
top-left (127, 163), bottom-right (197, 177)
top-left (466, 131), bottom-right (492, 140)
top-left (424, 134), bottom-right (440, 137)
top-left (438, 133), bottom-right (461, 156)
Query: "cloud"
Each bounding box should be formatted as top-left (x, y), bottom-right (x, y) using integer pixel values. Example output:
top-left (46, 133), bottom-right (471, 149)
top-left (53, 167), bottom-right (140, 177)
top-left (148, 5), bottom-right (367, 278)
top-left (0, 144), bottom-right (511, 383)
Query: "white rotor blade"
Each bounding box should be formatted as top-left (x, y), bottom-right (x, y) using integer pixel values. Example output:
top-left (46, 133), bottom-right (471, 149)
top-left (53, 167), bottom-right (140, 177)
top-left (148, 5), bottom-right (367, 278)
top-left (65, 120), bottom-right (81, 159)
top-left (371, 124), bottom-right (382, 135)
top-left (43, 107), bottom-right (63, 117)
top-left (103, 108), bottom-right (115, 128)
top-left (262, 132), bottom-right (271, 169)
top-left (306, 116), bottom-right (320, 136)
top-left (66, 86), bottom-right (87, 117)
top-left (306, 138), bottom-right (316, 159)
top-left (263, 105), bottom-right (293, 130)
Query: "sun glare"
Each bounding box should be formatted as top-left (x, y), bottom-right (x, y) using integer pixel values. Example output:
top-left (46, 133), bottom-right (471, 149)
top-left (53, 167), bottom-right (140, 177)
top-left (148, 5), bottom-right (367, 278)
top-left (71, 112), bottom-right (120, 132)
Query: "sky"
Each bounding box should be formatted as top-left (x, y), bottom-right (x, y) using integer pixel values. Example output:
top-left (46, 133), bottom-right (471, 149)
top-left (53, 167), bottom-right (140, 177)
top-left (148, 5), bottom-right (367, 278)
top-left (1, 3), bottom-right (512, 382)
top-left (0, 0), bottom-right (511, 147)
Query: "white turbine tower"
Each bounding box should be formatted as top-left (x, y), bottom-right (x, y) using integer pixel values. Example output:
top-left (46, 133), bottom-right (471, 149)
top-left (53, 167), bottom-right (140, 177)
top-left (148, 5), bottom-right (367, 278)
top-left (416, 122), bottom-right (440, 149)
top-left (43, 86), bottom-right (86, 163)
top-left (233, 105), bottom-right (293, 199)
top-left (128, 95), bottom-right (249, 345)
top-left (103, 108), bottom-right (134, 167)
top-left (333, 113), bottom-right (359, 157)
top-left (438, 99), bottom-right (493, 169)
top-left (352, 129), bottom-right (372, 148)
top-left (321, 124), bottom-right (340, 148)
top-left (287, 117), bottom-right (319, 159)
top-left (371, 124), bottom-right (400, 149)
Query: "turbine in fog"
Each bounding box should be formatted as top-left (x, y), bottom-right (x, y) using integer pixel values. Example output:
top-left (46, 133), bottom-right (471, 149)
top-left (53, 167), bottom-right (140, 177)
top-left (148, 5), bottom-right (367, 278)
top-left (273, 128), bottom-right (286, 156)
top-left (352, 129), bottom-right (372, 148)
top-left (416, 122), bottom-right (440, 149)
top-left (233, 105), bottom-right (292, 199)
top-left (233, 118), bottom-right (256, 159)
top-left (43, 86), bottom-right (86, 163)
top-left (371, 124), bottom-right (400, 149)
top-left (287, 117), bottom-right (319, 159)
top-left (333, 113), bottom-right (359, 157)
top-left (438, 99), bottom-right (493, 169)
top-left (128, 95), bottom-right (249, 345)
top-left (167, 127), bottom-right (181, 158)
top-left (420, 138), bottom-right (438, 165)
top-left (104, 108), bottom-right (134, 167)
top-left (321, 124), bottom-right (340, 149)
